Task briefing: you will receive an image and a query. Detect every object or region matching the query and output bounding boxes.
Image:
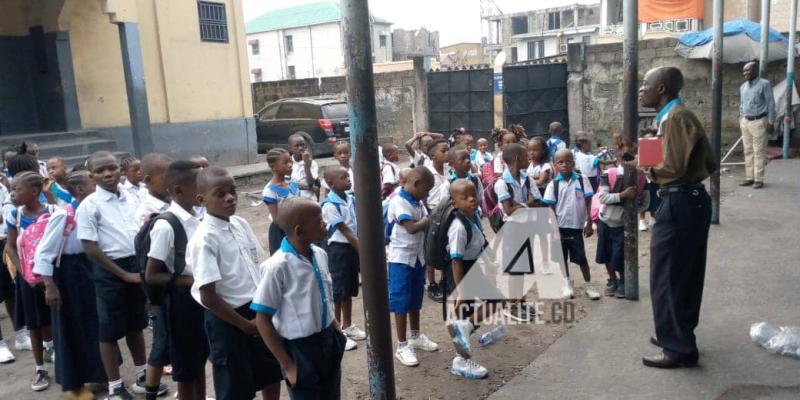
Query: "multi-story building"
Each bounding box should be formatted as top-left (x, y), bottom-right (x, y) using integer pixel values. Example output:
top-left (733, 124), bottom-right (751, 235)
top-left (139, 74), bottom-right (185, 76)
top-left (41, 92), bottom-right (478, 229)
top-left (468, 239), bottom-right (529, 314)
top-left (439, 42), bottom-right (489, 67)
top-left (246, 1), bottom-right (391, 82)
top-left (483, 3), bottom-right (601, 63)
top-left (392, 27), bottom-right (439, 61)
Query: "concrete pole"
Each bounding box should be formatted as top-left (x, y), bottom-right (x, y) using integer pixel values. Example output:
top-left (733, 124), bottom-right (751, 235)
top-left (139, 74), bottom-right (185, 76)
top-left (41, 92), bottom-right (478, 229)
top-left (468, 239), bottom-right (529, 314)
top-left (340, 1), bottom-right (396, 399)
top-left (711, 0), bottom-right (724, 224)
top-left (118, 22), bottom-right (153, 157)
top-left (785, 0), bottom-right (797, 159)
top-left (759, 0), bottom-right (771, 77)
top-left (622, 0), bottom-right (639, 300)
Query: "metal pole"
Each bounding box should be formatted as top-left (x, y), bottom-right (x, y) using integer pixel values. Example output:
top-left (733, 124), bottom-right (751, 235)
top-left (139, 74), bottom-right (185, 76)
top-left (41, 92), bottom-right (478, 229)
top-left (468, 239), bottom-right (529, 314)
top-left (759, 0), bottom-right (771, 77)
top-left (785, 0), bottom-right (798, 159)
top-left (340, 1), bottom-right (396, 399)
top-left (622, 0), bottom-right (639, 300)
top-left (711, 0), bottom-right (724, 224)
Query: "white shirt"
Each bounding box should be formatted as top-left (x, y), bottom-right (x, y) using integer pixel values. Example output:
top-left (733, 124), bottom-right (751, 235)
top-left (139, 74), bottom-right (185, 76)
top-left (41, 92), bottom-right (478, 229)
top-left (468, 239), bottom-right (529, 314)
top-left (121, 180), bottom-right (145, 210)
top-left (381, 162), bottom-right (399, 186)
top-left (0, 184), bottom-right (10, 238)
top-left (321, 191), bottom-right (357, 245)
top-left (387, 188), bottom-right (427, 266)
top-left (76, 185), bottom-right (139, 259)
top-left (148, 202), bottom-right (202, 275)
top-left (574, 151), bottom-right (600, 178)
top-left (34, 206), bottom-right (83, 276)
top-left (543, 172), bottom-right (594, 229)
top-left (472, 150), bottom-right (492, 169)
top-left (527, 162), bottom-right (553, 189)
top-left (186, 214), bottom-right (264, 308)
top-left (425, 163), bottom-right (451, 209)
top-left (447, 212), bottom-right (486, 261)
top-left (414, 151), bottom-right (430, 167)
top-left (134, 191), bottom-right (170, 229)
top-left (492, 154), bottom-right (507, 175)
top-left (262, 181), bottom-right (300, 207)
top-left (251, 240), bottom-right (335, 340)
top-left (494, 169), bottom-right (542, 220)
top-left (291, 158), bottom-right (319, 200)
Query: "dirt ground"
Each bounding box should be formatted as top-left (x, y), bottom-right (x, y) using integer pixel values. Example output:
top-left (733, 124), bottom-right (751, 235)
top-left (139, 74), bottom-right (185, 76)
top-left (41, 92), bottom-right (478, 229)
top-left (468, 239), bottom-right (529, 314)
top-left (0, 180), bottom-right (655, 400)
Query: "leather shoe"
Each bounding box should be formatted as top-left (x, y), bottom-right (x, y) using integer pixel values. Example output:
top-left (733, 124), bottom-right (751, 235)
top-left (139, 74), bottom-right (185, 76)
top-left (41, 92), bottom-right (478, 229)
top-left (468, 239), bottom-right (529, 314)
top-left (649, 336), bottom-right (662, 347)
top-left (642, 352), bottom-right (698, 369)
top-left (752, 182), bottom-right (764, 189)
top-left (738, 180), bottom-right (754, 187)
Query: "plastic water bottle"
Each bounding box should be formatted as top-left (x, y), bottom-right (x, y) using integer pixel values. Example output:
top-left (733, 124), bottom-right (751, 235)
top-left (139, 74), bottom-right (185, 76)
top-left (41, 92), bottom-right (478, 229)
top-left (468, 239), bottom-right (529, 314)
top-left (478, 325), bottom-right (508, 347)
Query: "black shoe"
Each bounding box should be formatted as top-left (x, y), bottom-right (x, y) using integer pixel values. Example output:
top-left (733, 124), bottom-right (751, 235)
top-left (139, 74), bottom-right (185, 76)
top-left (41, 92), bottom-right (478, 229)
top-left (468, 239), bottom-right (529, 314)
top-left (427, 282), bottom-right (444, 303)
top-left (739, 180), bottom-right (755, 187)
top-left (604, 279), bottom-right (617, 296)
top-left (642, 352), bottom-right (698, 369)
top-left (752, 181), bottom-right (764, 189)
top-left (649, 336), bottom-right (662, 347)
top-left (106, 385), bottom-right (134, 400)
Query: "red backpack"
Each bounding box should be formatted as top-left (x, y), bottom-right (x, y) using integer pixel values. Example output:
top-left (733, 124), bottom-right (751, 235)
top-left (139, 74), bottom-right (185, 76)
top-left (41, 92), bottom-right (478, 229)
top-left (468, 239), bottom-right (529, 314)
top-left (16, 205), bottom-right (75, 285)
top-left (590, 168), bottom-right (647, 221)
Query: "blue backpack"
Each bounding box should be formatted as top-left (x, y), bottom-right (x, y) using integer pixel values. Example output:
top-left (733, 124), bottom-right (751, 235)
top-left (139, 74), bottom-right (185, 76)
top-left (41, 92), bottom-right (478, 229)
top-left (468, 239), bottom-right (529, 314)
top-left (382, 201), bottom-right (394, 245)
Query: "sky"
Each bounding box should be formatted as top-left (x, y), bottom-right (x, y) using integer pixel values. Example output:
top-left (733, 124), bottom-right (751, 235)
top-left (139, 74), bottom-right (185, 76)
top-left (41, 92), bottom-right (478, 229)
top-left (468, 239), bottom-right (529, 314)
top-left (243, 0), bottom-right (600, 47)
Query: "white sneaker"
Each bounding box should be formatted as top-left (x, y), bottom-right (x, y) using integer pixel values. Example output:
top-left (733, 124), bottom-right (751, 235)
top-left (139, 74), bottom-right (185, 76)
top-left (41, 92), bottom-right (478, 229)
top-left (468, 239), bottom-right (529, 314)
top-left (638, 219), bottom-right (648, 231)
top-left (408, 333), bottom-right (438, 352)
top-left (395, 344), bottom-right (419, 367)
top-left (584, 283), bottom-right (601, 300)
top-left (446, 320), bottom-right (474, 359)
top-left (343, 324), bottom-right (367, 341)
top-left (15, 332), bottom-right (32, 351)
top-left (451, 356), bottom-right (488, 379)
top-left (344, 337), bottom-right (358, 351)
top-left (562, 280), bottom-right (575, 299)
top-left (0, 342), bottom-right (15, 363)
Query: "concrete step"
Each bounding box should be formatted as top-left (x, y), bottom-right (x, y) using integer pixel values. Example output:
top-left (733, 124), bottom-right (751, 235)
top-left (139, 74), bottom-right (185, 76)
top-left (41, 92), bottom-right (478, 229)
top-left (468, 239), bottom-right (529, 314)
top-left (0, 130), bottom-right (105, 148)
top-left (62, 151), bottom-right (128, 169)
top-left (37, 137), bottom-right (117, 160)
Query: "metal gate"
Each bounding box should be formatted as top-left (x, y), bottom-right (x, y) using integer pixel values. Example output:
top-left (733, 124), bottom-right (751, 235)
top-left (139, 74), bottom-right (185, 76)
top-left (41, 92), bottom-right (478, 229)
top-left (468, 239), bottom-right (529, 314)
top-left (503, 63), bottom-right (569, 137)
top-left (428, 68), bottom-right (494, 140)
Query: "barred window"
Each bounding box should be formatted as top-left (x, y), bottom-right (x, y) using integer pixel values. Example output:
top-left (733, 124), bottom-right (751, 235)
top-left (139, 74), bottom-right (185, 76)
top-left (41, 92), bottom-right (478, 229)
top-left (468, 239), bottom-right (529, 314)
top-left (198, 1), bottom-right (228, 43)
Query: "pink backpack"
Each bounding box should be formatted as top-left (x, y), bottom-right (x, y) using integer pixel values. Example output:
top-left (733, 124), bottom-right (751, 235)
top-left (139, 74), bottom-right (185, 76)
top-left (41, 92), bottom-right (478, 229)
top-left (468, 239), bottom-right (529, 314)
top-left (16, 205), bottom-right (75, 285)
top-left (590, 168), bottom-right (647, 222)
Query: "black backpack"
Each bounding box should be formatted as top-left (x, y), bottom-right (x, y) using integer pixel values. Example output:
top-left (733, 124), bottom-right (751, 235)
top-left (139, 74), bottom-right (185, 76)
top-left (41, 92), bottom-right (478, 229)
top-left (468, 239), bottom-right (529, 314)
top-left (424, 202), bottom-right (474, 271)
top-left (134, 212), bottom-right (188, 306)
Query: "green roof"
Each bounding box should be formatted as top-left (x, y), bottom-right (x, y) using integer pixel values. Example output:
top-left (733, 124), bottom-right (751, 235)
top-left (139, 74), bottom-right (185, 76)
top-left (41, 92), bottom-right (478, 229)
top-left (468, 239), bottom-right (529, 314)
top-left (246, 1), bottom-right (390, 34)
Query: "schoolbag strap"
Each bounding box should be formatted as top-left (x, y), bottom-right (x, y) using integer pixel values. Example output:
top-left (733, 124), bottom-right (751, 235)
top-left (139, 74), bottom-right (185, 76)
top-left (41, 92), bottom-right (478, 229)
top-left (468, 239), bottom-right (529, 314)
top-left (159, 212), bottom-right (188, 277)
top-left (554, 179), bottom-right (560, 203)
top-left (15, 206), bottom-right (22, 231)
top-left (453, 211), bottom-right (473, 247)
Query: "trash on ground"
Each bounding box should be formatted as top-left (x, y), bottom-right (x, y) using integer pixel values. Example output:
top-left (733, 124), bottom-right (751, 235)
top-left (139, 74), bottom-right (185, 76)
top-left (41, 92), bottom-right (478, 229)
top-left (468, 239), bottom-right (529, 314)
top-left (750, 322), bottom-right (800, 359)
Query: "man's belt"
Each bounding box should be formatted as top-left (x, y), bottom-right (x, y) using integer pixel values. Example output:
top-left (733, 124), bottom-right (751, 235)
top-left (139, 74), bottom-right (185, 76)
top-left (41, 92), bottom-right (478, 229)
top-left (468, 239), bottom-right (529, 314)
top-left (658, 183), bottom-right (705, 197)
top-left (744, 113), bottom-right (767, 121)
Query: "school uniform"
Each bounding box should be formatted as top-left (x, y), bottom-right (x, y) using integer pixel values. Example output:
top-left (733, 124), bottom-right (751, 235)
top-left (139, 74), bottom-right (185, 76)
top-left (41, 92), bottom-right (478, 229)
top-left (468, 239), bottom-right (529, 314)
top-left (444, 211), bottom-right (490, 320)
top-left (50, 181), bottom-right (75, 208)
top-left (425, 164), bottom-right (451, 209)
top-left (527, 162), bottom-right (553, 197)
top-left (8, 207), bottom-right (52, 331)
top-left (494, 169), bottom-right (543, 221)
top-left (147, 202), bottom-right (208, 382)
top-left (121, 180), bottom-right (145, 210)
top-left (186, 213), bottom-right (282, 400)
top-left (546, 136), bottom-right (567, 160)
top-left (450, 171), bottom-right (483, 197)
top-left (75, 184), bottom-right (147, 342)
top-left (472, 150), bottom-right (492, 170)
top-left (491, 154), bottom-right (507, 175)
top-left (321, 191), bottom-right (359, 303)
top-left (381, 161), bottom-right (399, 199)
top-left (291, 158), bottom-right (320, 200)
top-left (543, 172), bottom-right (594, 269)
top-left (320, 167), bottom-right (355, 199)
top-left (386, 188), bottom-right (428, 314)
top-left (574, 150), bottom-right (600, 192)
top-left (0, 184), bottom-right (14, 308)
top-left (134, 191), bottom-right (170, 229)
top-left (251, 238), bottom-right (345, 400)
top-left (412, 151), bottom-right (430, 168)
top-left (262, 180), bottom-right (301, 254)
top-left (34, 204), bottom-right (106, 392)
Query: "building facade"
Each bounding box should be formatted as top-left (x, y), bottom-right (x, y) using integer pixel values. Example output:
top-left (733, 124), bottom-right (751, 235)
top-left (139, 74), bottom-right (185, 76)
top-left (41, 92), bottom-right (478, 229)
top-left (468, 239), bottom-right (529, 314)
top-left (439, 43), bottom-right (490, 67)
top-left (0, 0), bottom-right (256, 165)
top-left (392, 28), bottom-right (439, 61)
top-left (246, 1), bottom-right (391, 82)
top-left (484, 4), bottom-right (601, 63)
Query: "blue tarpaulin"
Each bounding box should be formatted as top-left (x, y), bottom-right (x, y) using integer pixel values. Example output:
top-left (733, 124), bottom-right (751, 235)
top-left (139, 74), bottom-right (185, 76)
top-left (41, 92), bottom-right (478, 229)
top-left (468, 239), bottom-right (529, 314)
top-left (679, 19), bottom-right (787, 47)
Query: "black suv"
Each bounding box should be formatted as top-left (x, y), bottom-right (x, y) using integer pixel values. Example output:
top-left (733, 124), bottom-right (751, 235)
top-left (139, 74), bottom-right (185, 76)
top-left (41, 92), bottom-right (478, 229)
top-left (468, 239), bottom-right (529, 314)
top-left (255, 97), bottom-right (350, 156)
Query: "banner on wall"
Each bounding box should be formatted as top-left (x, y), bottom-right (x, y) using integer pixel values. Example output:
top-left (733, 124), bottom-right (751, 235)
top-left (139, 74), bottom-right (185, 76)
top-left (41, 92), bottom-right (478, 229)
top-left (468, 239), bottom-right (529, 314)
top-left (639, 0), bottom-right (704, 23)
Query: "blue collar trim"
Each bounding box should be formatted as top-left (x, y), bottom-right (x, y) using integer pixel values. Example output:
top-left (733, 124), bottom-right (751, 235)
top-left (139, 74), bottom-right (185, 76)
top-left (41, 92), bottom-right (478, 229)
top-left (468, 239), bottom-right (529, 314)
top-left (555, 172), bottom-right (579, 182)
top-left (398, 188), bottom-right (417, 204)
top-left (323, 190), bottom-right (348, 205)
top-left (656, 98), bottom-right (682, 125)
top-left (268, 181), bottom-right (300, 197)
top-left (279, 237), bottom-right (327, 327)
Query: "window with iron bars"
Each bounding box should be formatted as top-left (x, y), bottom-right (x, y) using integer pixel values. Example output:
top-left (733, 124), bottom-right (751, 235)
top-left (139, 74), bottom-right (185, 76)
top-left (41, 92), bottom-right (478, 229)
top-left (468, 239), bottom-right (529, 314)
top-left (198, 1), bottom-right (228, 43)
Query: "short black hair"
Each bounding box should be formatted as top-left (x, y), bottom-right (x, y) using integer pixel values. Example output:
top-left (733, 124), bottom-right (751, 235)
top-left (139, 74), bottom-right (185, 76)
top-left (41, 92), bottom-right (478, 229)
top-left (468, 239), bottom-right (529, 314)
top-left (197, 166), bottom-right (232, 193)
top-left (165, 160), bottom-right (201, 187)
top-left (447, 145), bottom-right (469, 163)
top-left (382, 143), bottom-right (398, 158)
top-left (8, 152), bottom-right (39, 177)
top-left (502, 143), bottom-right (527, 165)
top-left (87, 151), bottom-right (116, 171)
top-left (65, 170), bottom-right (90, 197)
top-left (426, 139), bottom-right (448, 156)
top-left (266, 148), bottom-right (289, 166)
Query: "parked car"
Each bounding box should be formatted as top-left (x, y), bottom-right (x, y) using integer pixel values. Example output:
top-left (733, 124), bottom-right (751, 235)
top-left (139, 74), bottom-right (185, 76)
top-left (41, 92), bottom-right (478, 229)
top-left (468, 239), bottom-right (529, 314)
top-left (255, 97), bottom-right (350, 156)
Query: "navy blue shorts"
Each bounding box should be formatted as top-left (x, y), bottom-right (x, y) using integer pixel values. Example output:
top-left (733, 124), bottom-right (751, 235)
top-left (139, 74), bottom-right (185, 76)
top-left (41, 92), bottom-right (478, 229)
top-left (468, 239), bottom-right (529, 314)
top-left (283, 325), bottom-right (346, 400)
top-left (596, 221), bottom-right (624, 272)
top-left (147, 305), bottom-right (170, 367)
top-left (559, 228), bottom-right (588, 271)
top-left (93, 256), bottom-right (148, 342)
top-left (165, 286), bottom-right (208, 382)
top-left (388, 260), bottom-right (425, 314)
top-left (327, 243), bottom-right (359, 302)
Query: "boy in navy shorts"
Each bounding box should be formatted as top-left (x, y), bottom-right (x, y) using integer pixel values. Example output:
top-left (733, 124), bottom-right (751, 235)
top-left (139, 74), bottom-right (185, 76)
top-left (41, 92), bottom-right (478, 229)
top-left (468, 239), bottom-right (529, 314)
top-left (543, 149), bottom-right (601, 300)
top-left (253, 197), bottom-right (347, 400)
top-left (186, 167), bottom-right (282, 400)
top-left (386, 166), bottom-right (438, 367)
top-left (77, 151), bottom-right (149, 399)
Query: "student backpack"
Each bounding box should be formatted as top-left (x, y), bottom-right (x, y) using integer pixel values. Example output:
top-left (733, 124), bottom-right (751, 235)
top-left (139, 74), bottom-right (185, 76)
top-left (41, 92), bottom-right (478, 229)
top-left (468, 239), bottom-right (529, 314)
top-left (16, 205), bottom-right (74, 286)
top-left (589, 168), bottom-right (647, 221)
top-left (482, 178), bottom-right (531, 233)
top-left (424, 201), bottom-right (473, 271)
top-left (134, 212), bottom-right (187, 306)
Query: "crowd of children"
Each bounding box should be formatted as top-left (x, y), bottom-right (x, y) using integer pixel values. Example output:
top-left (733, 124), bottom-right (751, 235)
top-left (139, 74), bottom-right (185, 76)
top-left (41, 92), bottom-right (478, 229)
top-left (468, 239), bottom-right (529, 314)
top-left (0, 121), bottom-right (649, 398)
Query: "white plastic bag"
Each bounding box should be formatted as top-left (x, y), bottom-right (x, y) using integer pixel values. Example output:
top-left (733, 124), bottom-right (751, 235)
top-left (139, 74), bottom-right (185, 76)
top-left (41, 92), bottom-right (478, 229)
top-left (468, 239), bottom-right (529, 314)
top-left (750, 322), bottom-right (800, 359)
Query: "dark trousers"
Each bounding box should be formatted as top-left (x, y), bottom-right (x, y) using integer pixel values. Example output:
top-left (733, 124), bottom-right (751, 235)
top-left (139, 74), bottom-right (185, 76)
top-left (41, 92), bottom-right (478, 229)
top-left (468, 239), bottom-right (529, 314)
top-left (649, 186), bottom-right (711, 360)
top-left (283, 325), bottom-right (346, 400)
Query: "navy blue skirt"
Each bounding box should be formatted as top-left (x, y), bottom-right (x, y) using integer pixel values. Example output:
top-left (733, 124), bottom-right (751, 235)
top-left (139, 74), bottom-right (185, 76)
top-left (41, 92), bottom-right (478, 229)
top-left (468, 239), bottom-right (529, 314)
top-left (52, 254), bottom-right (107, 391)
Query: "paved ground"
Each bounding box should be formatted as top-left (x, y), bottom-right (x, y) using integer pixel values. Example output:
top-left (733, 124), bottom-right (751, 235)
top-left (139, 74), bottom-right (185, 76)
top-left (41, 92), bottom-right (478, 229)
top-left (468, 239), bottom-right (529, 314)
top-left (489, 160), bottom-right (800, 400)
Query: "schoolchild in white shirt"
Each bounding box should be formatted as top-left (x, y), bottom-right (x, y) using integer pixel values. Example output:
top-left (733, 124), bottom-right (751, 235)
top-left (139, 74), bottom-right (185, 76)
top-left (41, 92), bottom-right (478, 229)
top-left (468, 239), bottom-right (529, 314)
top-left (404, 131), bottom-right (444, 168)
top-left (386, 166), bottom-right (439, 367)
top-left (134, 153), bottom-right (173, 228)
top-left (424, 139), bottom-right (450, 303)
top-left (253, 197), bottom-right (347, 400)
top-left (288, 134), bottom-right (320, 200)
top-left (381, 144), bottom-right (401, 199)
top-left (472, 138), bottom-right (493, 171)
top-left (321, 167), bottom-right (366, 352)
top-left (526, 137), bottom-right (553, 197)
top-left (45, 157), bottom-right (74, 207)
top-left (120, 154), bottom-right (145, 209)
top-left (320, 142), bottom-right (355, 199)
top-left (186, 167), bottom-right (283, 400)
top-left (76, 151), bottom-right (148, 399)
top-left (573, 136), bottom-right (601, 193)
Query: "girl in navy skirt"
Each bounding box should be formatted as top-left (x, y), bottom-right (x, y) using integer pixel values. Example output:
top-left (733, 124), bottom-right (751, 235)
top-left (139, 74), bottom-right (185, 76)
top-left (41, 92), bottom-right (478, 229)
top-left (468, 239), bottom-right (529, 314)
top-left (37, 170), bottom-right (105, 400)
